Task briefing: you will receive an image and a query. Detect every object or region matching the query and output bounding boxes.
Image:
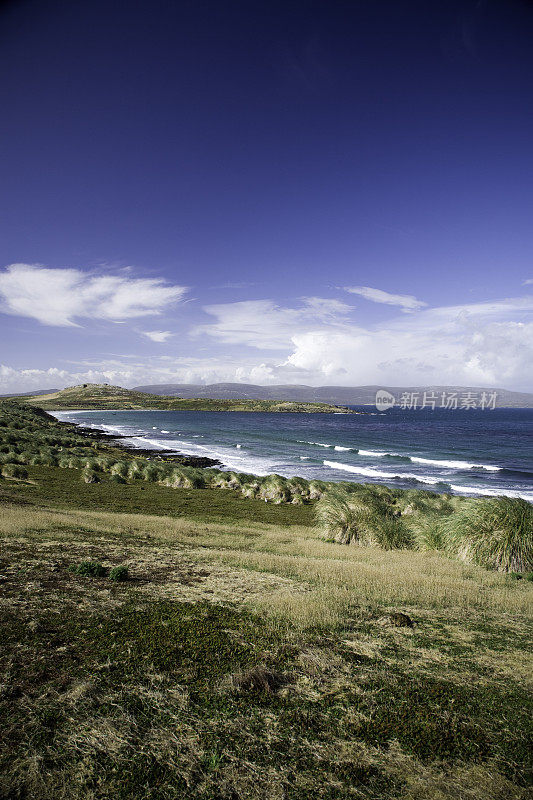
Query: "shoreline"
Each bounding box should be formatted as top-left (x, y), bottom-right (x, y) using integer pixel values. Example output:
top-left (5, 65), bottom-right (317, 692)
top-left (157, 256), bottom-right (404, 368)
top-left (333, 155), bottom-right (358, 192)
top-left (51, 409), bottom-right (533, 502)
top-left (57, 419), bottom-right (222, 469)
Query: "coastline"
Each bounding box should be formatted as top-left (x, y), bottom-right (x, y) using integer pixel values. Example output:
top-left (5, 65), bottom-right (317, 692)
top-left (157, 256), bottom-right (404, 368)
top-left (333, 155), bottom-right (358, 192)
top-left (55, 416), bottom-right (222, 469)
top-left (50, 407), bottom-right (533, 502)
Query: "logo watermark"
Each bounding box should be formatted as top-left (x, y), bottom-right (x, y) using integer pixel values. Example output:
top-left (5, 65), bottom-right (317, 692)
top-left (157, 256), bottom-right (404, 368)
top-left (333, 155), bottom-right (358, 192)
top-left (375, 389), bottom-right (498, 411)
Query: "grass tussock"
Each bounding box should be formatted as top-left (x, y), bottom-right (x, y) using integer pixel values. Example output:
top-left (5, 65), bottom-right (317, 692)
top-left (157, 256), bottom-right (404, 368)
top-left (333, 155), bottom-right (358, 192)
top-left (316, 486), bottom-right (411, 549)
top-left (441, 497), bottom-right (533, 572)
top-left (315, 486), bottom-right (533, 574)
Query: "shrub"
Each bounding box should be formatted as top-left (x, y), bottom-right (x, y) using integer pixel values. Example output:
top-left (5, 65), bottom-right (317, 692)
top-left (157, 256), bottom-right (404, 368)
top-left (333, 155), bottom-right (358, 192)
top-left (110, 461), bottom-right (129, 478)
top-left (71, 561), bottom-right (107, 577)
top-left (110, 473), bottom-right (127, 484)
top-left (410, 513), bottom-right (446, 551)
top-left (316, 486), bottom-right (409, 548)
top-left (109, 565), bottom-right (129, 581)
top-left (82, 468), bottom-right (99, 484)
top-left (1, 463), bottom-right (28, 479)
top-left (441, 496), bottom-right (533, 572)
top-left (258, 474), bottom-right (291, 504)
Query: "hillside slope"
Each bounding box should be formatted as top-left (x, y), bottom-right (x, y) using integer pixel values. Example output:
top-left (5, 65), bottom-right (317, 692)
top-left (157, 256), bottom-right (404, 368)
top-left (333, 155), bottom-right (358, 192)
top-left (19, 384), bottom-right (354, 413)
top-left (134, 382), bottom-right (533, 407)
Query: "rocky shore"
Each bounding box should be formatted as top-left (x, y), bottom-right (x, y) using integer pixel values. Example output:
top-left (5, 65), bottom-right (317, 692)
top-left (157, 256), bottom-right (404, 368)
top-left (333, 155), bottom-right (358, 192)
top-left (60, 422), bottom-right (222, 468)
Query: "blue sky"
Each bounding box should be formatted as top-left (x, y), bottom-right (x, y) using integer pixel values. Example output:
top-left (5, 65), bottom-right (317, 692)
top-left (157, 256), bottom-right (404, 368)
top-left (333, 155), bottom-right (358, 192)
top-left (1, 0), bottom-right (532, 392)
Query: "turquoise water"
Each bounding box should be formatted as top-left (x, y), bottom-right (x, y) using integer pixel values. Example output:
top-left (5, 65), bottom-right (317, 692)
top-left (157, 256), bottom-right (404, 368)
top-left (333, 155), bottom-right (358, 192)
top-left (54, 407), bottom-right (533, 501)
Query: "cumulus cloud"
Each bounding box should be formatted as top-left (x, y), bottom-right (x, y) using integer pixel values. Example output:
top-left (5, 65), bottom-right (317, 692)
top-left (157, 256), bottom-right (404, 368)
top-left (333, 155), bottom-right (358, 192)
top-left (0, 357), bottom-right (292, 395)
top-left (285, 296), bottom-right (533, 388)
top-left (142, 330), bottom-right (173, 343)
top-left (0, 263), bottom-right (187, 326)
top-left (2, 284), bottom-right (532, 393)
top-left (189, 292), bottom-right (533, 389)
top-left (344, 285), bottom-right (427, 311)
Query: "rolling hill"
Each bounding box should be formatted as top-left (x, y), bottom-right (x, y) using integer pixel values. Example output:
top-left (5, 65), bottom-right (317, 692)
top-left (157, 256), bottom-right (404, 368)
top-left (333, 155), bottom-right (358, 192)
top-left (16, 384), bottom-right (354, 413)
top-left (134, 382), bottom-right (533, 408)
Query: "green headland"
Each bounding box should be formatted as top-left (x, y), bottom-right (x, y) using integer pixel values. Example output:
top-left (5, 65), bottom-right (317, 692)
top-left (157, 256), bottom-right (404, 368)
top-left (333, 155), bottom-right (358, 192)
top-left (13, 382), bottom-right (356, 412)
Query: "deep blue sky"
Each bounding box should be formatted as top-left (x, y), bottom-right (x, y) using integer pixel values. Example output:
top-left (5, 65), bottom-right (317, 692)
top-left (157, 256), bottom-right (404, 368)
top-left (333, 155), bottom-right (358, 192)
top-left (1, 0), bottom-right (532, 391)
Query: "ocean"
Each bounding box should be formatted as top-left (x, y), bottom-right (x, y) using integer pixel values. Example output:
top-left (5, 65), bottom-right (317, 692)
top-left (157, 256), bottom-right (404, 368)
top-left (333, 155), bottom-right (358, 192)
top-left (53, 407), bottom-right (533, 501)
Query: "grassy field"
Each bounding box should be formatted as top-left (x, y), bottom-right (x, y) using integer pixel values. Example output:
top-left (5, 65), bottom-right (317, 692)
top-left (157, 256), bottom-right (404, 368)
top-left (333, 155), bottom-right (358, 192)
top-left (0, 463), bottom-right (314, 526)
top-left (0, 399), bottom-right (532, 798)
top-left (14, 382), bottom-right (354, 413)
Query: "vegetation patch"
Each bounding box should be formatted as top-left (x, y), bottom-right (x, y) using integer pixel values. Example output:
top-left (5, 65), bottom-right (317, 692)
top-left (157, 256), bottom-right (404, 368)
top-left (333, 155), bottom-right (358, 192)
top-left (70, 560), bottom-right (107, 577)
top-left (109, 564), bottom-right (130, 581)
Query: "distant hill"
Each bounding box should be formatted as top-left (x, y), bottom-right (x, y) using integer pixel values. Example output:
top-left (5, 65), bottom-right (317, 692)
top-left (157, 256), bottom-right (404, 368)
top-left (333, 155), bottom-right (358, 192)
top-left (0, 388), bottom-right (60, 398)
top-left (12, 384), bottom-right (354, 414)
top-left (134, 382), bottom-right (533, 408)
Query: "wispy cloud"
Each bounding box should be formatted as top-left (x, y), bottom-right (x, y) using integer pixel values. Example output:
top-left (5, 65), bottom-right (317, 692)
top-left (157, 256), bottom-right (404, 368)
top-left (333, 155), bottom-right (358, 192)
top-left (195, 297), bottom-right (352, 349)
top-left (344, 285), bottom-right (427, 311)
top-left (142, 330), bottom-right (173, 343)
top-left (0, 263), bottom-right (187, 326)
top-left (524, 278), bottom-right (533, 285)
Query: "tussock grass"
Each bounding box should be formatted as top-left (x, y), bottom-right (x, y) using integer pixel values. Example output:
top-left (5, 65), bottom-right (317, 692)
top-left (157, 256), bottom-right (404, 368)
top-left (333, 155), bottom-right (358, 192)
top-left (82, 467), bottom-right (99, 484)
top-left (316, 486), bottom-right (410, 548)
top-left (0, 463), bottom-right (28, 479)
top-left (258, 474), bottom-right (291, 504)
top-left (442, 497), bottom-right (533, 572)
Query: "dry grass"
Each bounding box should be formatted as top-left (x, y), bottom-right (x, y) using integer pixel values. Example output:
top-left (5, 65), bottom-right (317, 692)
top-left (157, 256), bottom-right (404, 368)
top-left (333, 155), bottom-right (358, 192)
top-left (1, 500), bottom-right (532, 800)
top-left (2, 502), bottom-right (531, 622)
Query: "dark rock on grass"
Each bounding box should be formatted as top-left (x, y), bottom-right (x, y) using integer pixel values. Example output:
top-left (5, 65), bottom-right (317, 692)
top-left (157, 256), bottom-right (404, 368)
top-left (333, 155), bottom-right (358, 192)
top-left (123, 449), bottom-right (221, 468)
top-left (61, 423), bottom-right (222, 466)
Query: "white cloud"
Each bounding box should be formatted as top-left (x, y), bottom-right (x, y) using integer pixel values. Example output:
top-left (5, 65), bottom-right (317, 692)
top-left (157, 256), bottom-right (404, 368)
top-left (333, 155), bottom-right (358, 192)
top-left (187, 292), bottom-right (533, 390)
top-left (0, 357), bottom-right (290, 395)
top-left (344, 285), bottom-right (427, 311)
top-left (0, 263), bottom-right (187, 326)
top-left (524, 278), bottom-right (533, 285)
top-left (142, 330), bottom-right (173, 343)
top-left (285, 296), bottom-right (533, 388)
top-left (2, 286), bottom-right (532, 393)
top-left (195, 297), bottom-right (352, 349)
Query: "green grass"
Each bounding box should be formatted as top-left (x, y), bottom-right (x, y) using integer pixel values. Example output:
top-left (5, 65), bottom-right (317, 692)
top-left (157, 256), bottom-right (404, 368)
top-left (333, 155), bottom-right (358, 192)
top-left (0, 462), bottom-right (314, 526)
top-left (0, 513), bottom-right (531, 799)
